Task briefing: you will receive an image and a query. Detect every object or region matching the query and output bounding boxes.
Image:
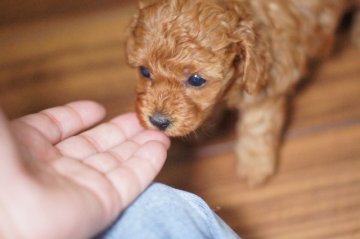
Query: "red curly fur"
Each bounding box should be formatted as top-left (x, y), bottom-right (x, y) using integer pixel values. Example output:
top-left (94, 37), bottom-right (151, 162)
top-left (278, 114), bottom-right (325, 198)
top-left (127, 0), bottom-right (357, 185)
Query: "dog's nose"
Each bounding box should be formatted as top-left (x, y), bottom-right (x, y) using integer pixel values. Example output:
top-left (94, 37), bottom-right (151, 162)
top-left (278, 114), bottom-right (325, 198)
top-left (149, 113), bottom-right (171, 131)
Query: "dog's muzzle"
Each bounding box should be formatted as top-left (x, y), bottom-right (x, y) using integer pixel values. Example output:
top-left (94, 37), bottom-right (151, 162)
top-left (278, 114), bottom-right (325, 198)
top-left (149, 112), bottom-right (172, 131)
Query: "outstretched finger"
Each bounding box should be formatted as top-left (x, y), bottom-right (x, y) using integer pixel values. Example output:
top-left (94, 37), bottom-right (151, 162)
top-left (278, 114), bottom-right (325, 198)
top-left (56, 113), bottom-right (169, 159)
top-left (105, 140), bottom-right (168, 208)
top-left (14, 101), bottom-right (105, 144)
top-left (51, 139), bottom-right (168, 221)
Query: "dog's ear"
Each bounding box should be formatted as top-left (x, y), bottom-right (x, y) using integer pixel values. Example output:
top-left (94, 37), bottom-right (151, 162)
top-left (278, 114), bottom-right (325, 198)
top-left (232, 22), bottom-right (270, 95)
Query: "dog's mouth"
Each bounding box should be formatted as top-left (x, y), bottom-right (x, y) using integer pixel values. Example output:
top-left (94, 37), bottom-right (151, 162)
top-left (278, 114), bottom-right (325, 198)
top-left (146, 112), bottom-right (193, 137)
top-left (136, 108), bottom-right (203, 137)
top-left (135, 89), bottom-right (209, 136)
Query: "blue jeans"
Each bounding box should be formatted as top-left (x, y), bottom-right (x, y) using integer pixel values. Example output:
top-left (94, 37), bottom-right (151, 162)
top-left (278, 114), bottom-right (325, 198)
top-left (99, 183), bottom-right (240, 239)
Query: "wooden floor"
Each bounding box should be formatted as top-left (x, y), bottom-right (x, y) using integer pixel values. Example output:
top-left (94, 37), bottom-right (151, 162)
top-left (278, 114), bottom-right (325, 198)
top-left (0, 2), bottom-right (359, 238)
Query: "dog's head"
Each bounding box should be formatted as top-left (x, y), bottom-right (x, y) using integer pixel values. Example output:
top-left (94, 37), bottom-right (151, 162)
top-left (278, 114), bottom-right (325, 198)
top-left (126, 0), bottom-right (269, 136)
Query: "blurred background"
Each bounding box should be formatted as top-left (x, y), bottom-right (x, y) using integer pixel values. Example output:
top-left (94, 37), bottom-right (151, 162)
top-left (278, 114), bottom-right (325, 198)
top-left (0, 1), bottom-right (359, 238)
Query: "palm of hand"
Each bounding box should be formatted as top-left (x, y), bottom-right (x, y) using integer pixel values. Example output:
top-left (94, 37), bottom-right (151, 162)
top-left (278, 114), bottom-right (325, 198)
top-left (0, 101), bottom-right (169, 239)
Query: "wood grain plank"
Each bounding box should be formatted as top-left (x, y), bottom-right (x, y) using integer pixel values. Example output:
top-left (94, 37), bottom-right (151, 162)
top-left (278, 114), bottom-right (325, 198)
top-left (167, 125), bottom-right (360, 238)
top-left (0, 0), bottom-right (134, 26)
top-left (0, 5), bottom-right (138, 119)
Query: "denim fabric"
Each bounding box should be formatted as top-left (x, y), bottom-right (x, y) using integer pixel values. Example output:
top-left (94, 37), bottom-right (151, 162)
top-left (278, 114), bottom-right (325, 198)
top-left (99, 183), bottom-right (240, 239)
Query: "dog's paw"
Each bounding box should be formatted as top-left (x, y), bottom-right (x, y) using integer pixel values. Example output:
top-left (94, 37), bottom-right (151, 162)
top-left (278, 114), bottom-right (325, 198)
top-left (237, 162), bottom-right (274, 187)
top-left (235, 148), bottom-right (276, 187)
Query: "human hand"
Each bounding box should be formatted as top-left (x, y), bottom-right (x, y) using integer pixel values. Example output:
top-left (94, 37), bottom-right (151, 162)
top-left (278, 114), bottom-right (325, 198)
top-left (0, 101), bottom-right (170, 239)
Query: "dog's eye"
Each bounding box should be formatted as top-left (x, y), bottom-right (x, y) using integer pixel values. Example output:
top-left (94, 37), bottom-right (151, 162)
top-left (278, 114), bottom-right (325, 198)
top-left (187, 75), bottom-right (206, 87)
top-left (139, 66), bottom-right (151, 78)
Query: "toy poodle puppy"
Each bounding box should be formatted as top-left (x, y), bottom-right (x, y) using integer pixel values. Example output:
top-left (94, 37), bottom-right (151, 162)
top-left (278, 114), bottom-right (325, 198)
top-left (126, 0), bottom-right (357, 185)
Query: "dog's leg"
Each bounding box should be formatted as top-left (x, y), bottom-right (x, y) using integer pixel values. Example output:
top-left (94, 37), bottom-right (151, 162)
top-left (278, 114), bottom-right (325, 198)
top-left (236, 95), bottom-right (286, 186)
